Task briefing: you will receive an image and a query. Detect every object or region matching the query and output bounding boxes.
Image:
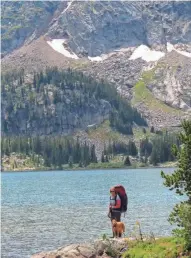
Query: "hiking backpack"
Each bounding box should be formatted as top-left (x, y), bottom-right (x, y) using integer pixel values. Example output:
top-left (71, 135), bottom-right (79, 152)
top-left (112, 185), bottom-right (128, 213)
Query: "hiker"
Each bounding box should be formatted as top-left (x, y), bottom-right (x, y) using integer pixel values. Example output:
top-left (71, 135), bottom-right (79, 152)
top-left (108, 185), bottom-right (128, 237)
top-left (108, 187), bottom-right (122, 222)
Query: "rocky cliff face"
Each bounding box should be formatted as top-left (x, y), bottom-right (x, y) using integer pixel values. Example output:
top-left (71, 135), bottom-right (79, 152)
top-left (2, 1), bottom-right (191, 57)
top-left (146, 52), bottom-right (191, 110)
top-left (2, 82), bottom-right (111, 136)
top-left (1, 1), bottom-right (61, 56)
top-left (2, 97), bottom-right (111, 136)
top-left (47, 1), bottom-right (191, 57)
top-left (79, 47), bottom-right (191, 123)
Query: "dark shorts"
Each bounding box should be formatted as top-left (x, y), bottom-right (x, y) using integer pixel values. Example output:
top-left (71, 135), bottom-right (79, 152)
top-left (110, 210), bottom-right (121, 222)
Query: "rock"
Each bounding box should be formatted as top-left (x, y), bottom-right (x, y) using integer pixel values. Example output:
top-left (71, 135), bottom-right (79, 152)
top-left (146, 51), bottom-right (191, 111)
top-left (47, 1), bottom-right (191, 57)
top-left (1, 1), bottom-right (60, 56)
top-left (2, 2), bottom-right (191, 57)
top-left (94, 238), bottom-right (127, 256)
top-left (31, 239), bottom-right (128, 258)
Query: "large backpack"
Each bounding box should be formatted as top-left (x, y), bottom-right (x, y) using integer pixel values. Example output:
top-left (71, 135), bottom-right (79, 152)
top-left (112, 185), bottom-right (128, 212)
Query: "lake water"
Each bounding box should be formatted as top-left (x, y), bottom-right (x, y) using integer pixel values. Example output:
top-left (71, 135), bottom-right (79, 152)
top-left (1, 168), bottom-right (181, 258)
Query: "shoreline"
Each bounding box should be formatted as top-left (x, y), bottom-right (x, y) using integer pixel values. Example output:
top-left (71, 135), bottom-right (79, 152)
top-left (1, 164), bottom-right (176, 173)
top-left (31, 236), bottom-right (188, 258)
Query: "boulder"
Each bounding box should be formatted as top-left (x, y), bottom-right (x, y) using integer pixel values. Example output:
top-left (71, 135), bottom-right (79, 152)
top-left (31, 238), bottom-right (128, 258)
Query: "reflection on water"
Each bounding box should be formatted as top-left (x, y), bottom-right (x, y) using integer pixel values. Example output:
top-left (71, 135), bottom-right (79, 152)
top-left (2, 168), bottom-right (180, 258)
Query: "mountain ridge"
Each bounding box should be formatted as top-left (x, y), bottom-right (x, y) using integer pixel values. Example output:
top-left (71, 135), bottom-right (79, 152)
top-left (1, 1), bottom-right (191, 130)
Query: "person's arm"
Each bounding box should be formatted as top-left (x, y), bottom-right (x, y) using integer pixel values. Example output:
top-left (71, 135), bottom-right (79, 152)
top-left (108, 204), bottom-right (112, 217)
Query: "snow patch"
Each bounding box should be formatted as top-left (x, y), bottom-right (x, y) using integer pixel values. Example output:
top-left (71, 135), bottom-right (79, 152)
top-left (167, 42), bottom-right (191, 58)
top-left (167, 42), bottom-right (174, 52)
top-left (88, 53), bottom-right (109, 62)
top-left (88, 56), bottom-right (103, 62)
top-left (178, 50), bottom-right (191, 58)
top-left (129, 43), bottom-right (191, 62)
top-left (47, 39), bottom-right (191, 62)
top-left (47, 39), bottom-right (79, 59)
top-left (129, 45), bottom-right (165, 62)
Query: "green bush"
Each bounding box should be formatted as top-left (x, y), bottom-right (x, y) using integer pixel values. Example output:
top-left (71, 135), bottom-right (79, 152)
top-left (122, 237), bottom-right (186, 258)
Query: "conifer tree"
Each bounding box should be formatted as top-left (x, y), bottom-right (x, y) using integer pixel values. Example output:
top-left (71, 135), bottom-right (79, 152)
top-left (68, 156), bottom-right (73, 168)
top-left (124, 156), bottom-right (131, 166)
top-left (101, 152), bottom-right (105, 163)
top-left (129, 141), bottom-right (138, 156)
top-left (161, 120), bottom-right (191, 249)
top-left (150, 126), bottom-right (155, 133)
top-left (105, 155), bottom-right (109, 162)
top-left (150, 145), bottom-right (159, 165)
top-left (90, 145), bottom-right (97, 163)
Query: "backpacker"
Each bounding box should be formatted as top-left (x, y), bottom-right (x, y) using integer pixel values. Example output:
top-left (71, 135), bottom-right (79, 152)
top-left (112, 185), bottom-right (128, 213)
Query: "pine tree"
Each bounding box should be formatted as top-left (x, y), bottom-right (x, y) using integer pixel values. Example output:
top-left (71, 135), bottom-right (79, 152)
top-left (105, 155), bottom-right (109, 162)
top-left (124, 156), bottom-right (131, 166)
top-left (68, 156), bottom-right (73, 168)
top-left (74, 137), bottom-right (81, 163)
top-left (150, 146), bottom-right (159, 165)
top-left (79, 161), bottom-right (83, 167)
top-left (90, 145), bottom-right (97, 163)
top-left (107, 140), bottom-right (113, 155)
top-left (161, 120), bottom-right (191, 249)
top-left (101, 152), bottom-right (105, 163)
top-left (150, 126), bottom-right (155, 133)
top-left (33, 74), bottom-right (37, 88)
top-left (83, 142), bottom-right (90, 166)
top-left (103, 143), bottom-right (107, 155)
top-left (13, 160), bottom-right (17, 169)
top-left (129, 141), bottom-right (138, 156)
top-left (144, 150), bottom-right (148, 164)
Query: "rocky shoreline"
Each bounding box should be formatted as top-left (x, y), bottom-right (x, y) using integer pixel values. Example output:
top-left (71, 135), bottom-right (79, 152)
top-left (31, 238), bottom-right (128, 258)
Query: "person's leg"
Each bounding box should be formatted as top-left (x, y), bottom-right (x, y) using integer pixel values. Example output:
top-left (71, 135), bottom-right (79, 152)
top-left (115, 212), bottom-right (121, 222)
top-left (110, 212), bottom-right (115, 237)
top-left (111, 211), bottom-right (121, 237)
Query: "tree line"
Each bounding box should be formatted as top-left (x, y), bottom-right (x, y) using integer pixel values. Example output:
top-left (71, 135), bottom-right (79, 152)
top-left (2, 131), bottom-right (180, 166)
top-left (100, 132), bottom-right (180, 165)
top-left (1, 136), bottom-right (97, 168)
top-left (2, 131), bottom-right (179, 168)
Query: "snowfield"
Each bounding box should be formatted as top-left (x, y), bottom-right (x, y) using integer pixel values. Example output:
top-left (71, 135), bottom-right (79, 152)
top-left (88, 56), bottom-right (103, 62)
top-left (47, 39), bottom-right (191, 62)
top-left (47, 39), bottom-right (79, 59)
top-left (129, 45), bottom-right (165, 62)
top-left (129, 43), bottom-right (191, 62)
top-left (167, 42), bottom-right (191, 58)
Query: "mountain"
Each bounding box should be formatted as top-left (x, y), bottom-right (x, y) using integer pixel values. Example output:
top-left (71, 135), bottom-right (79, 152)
top-left (2, 1), bottom-right (191, 57)
top-left (1, 68), bottom-right (146, 136)
top-left (46, 1), bottom-right (191, 55)
top-left (1, 1), bottom-right (191, 130)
